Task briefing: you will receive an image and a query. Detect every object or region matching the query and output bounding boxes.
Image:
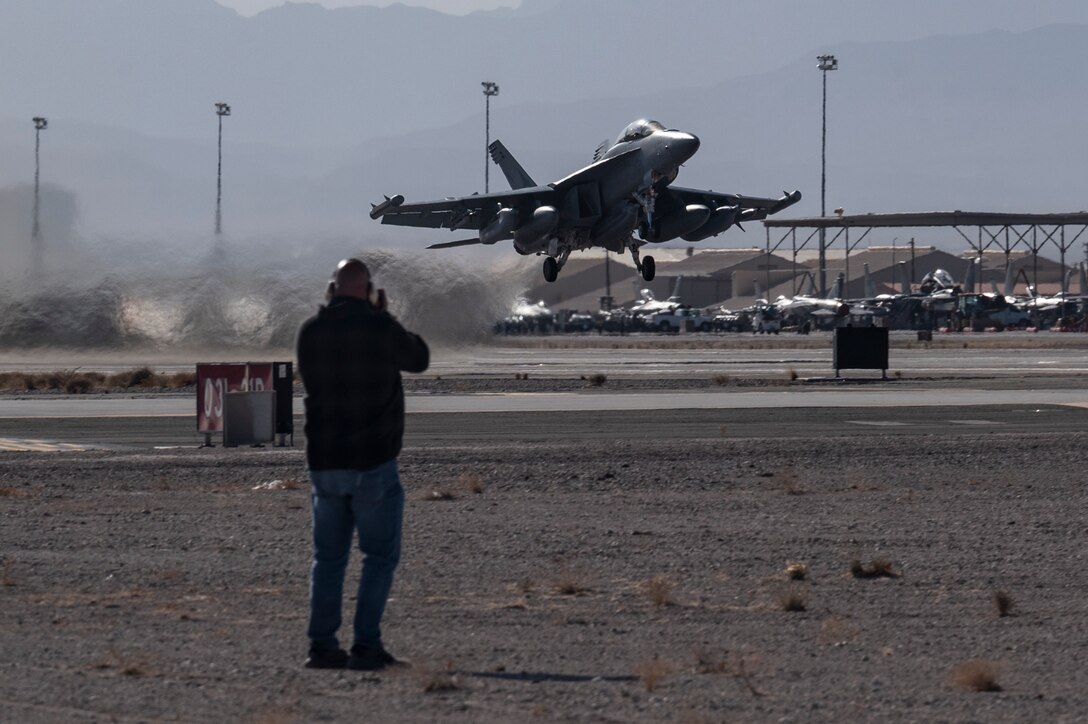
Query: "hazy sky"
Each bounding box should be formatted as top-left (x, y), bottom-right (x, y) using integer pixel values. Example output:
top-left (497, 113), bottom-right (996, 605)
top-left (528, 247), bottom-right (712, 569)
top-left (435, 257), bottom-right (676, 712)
top-left (216, 0), bottom-right (518, 15)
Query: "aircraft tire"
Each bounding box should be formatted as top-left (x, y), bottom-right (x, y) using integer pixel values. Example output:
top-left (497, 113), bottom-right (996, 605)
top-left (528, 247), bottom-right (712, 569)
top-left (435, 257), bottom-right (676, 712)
top-left (543, 257), bottom-right (559, 283)
top-left (642, 256), bottom-right (656, 282)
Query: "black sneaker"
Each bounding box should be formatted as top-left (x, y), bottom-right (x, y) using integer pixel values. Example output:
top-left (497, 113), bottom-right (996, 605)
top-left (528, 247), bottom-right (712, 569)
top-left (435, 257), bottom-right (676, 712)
top-left (347, 644), bottom-right (407, 671)
top-left (305, 645), bottom-right (348, 669)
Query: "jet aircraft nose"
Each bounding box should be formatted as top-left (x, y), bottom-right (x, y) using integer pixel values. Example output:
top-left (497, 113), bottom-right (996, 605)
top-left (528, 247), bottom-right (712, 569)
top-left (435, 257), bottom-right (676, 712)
top-left (660, 131), bottom-right (700, 167)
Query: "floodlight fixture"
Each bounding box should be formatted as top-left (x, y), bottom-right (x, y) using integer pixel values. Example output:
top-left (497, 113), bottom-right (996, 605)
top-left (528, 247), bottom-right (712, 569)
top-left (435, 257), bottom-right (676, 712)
top-left (482, 82), bottom-right (500, 192)
top-left (33, 117), bottom-right (48, 131)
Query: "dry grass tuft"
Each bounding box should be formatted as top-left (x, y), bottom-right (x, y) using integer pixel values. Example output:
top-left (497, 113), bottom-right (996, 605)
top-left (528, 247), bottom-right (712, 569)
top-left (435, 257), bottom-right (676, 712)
top-left (785, 561), bottom-right (808, 580)
top-left (65, 377), bottom-right (93, 394)
top-left (458, 472), bottom-right (485, 494)
top-left (693, 650), bottom-right (765, 697)
top-left (552, 570), bottom-right (590, 596)
top-left (712, 373), bottom-right (731, 386)
top-left (0, 367), bottom-right (202, 392)
top-left (951, 659), bottom-right (1003, 692)
top-left (641, 575), bottom-right (676, 608)
top-left (776, 586), bottom-right (807, 612)
top-left (634, 658), bottom-right (672, 691)
top-left (850, 559), bottom-right (899, 579)
top-left (419, 662), bottom-right (463, 693)
top-left (0, 487), bottom-right (29, 498)
top-left (782, 476), bottom-right (805, 496)
top-left (993, 590), bottom-right (1013, 617)
top-left (818, 615), bottom-right (861, 645)
top-left (586, 373), bottom-right (608, 387)
top-left (94, 645), bottom-right (154, 677)
top-left (420, 487), bottom-right (457, 502)
top-left (787, 367), bottom-right (799, 381)
top-left (1, 559), bottom-right (15, 587)
top-left (515, 577), bottom-right (535, 594)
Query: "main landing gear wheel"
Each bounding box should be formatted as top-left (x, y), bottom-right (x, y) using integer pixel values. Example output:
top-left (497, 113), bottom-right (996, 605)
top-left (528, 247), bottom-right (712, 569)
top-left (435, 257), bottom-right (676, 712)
top-left (543, 256), bottom-right (559, 283)
top-left (642, 256), bottom-right (656, 282)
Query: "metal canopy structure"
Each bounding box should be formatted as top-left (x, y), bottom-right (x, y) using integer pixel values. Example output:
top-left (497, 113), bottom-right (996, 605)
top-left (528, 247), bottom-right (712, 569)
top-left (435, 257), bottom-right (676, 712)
top-left (763, 211), bottom-right (1088, 296)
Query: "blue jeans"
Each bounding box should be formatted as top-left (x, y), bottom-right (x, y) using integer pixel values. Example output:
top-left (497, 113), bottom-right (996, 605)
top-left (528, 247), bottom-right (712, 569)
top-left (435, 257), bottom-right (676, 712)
top-left (307, 461), bottom-right (404, 651)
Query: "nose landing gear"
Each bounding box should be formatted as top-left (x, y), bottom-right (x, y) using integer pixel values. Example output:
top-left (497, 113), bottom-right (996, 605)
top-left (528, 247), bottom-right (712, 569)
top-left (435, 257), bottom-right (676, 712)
top-left (629, 242), bottom-right (656, 282)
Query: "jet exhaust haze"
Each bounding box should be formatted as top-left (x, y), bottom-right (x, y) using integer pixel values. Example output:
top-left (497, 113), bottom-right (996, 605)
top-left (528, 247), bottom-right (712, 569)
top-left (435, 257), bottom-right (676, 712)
top-left (0, 230), bottom-right (534, 352)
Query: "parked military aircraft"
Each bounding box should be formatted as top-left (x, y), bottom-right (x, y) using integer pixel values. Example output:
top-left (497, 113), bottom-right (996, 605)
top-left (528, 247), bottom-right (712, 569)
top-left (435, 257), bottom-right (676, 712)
top-left (370, 119), bottom-right (801, 282)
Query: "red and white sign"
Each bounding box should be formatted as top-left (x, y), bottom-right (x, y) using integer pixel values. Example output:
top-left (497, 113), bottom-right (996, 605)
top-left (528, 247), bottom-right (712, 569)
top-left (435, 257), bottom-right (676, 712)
top-left (196, 363), bottom-right (274, 433)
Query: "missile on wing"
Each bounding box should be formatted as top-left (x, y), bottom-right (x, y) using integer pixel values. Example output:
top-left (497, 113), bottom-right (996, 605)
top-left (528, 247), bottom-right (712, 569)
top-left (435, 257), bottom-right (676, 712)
top-left (369, 194), bottom-right (405, 220)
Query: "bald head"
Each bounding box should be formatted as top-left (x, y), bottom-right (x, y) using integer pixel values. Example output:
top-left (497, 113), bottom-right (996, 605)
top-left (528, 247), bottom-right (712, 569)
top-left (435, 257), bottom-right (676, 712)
top-left (332, 258), bottom-right (371, 300)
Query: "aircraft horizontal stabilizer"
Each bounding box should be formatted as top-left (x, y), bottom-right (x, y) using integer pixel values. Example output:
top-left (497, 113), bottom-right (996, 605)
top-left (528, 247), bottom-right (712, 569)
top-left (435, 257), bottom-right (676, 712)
top-left (426, 238), bottom-right (484, 250)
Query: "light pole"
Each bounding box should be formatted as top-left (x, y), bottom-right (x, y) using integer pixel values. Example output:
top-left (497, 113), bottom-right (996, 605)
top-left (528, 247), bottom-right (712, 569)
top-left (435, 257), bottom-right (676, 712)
top-left (481, 81), bottom-right (499, 193)
top-left (215, 102), bottom-right (231, 235)
top-left (32, 117), bottom-right (48, 242)
top-left (817, 54), bottom-right (838, 297)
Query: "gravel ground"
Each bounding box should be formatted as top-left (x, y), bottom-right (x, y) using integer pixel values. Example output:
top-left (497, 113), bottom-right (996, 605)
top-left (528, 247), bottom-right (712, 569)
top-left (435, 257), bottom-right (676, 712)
top-left (3, 430), bottom-right (1088, 722)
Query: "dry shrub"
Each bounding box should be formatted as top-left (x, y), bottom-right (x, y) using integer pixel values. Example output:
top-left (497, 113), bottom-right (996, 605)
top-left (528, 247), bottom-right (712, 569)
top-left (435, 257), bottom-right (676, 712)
top-left (712, 373), bottom-right (731, 386)
top-left (0, 487), bottom-right (29, 498)
top-left (818, 616), bottom-right (861, 645)
top-left (850, 559), bottom-right (899, 579)
top-left (108, 367), bottom-right (160, 389)
top-left (420, 487), bottom-right (457, 501)
top-left (93, 645), bottom-right (154, 677)
top-left (65, 377), bottom-right (93, 394)
top-left (515, 578), bottom-right (535, 594)
top-left (641, 575), bottom-right (675, 608)
top-left (419, 662), bottom-right (463, 693)
top-left (166, 371), bottom-right (197, 388)
top-left (785, 561), bottom-right (808, 580)
top-left (787, 367), bottom-right (799, 381)
top-left (993, 590), bottom-right (1013, 617)
top-left (951, 659), bottom-right (1003, 692)
top-left (458, 472), bottom-right (484, 494)
top-left (586, 373), bottom-right (607, 387)
top-left (776, 586), bottom-right (806, 612)
top-left (781, 468), bottom-right (805, 496)
top-left (2, 559), bottom-right (15, 587)
top-left (552, 570), bottom-right (589, 596)
top-left (693, 650), bottom-right (764, 697)
top-left (634, 658), bottom-right (672, 691)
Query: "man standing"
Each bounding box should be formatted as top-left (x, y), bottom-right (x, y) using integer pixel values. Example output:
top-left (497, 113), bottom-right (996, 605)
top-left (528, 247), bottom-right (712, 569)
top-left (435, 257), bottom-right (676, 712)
top-left (296, 258), bottom-right (429, 670)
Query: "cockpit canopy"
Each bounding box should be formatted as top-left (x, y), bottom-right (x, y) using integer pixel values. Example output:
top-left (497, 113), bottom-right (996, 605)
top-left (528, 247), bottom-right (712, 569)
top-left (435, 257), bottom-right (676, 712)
top-left (616, 119), bottom-right (665, 145)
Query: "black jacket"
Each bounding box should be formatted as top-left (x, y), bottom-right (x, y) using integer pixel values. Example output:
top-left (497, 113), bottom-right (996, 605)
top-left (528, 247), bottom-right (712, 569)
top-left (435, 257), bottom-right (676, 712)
top-left (296, 297), bottom-right (429, 471)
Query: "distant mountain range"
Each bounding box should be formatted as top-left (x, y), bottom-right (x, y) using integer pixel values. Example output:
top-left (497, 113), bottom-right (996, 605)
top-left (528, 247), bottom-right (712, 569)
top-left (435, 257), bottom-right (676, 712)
top-left (2, 0), bottom-right (1088, 243)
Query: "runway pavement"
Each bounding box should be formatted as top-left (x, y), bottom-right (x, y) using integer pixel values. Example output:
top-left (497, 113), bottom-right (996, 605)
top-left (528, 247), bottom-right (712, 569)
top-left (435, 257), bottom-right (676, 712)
top-left (0, 396), bottom-right (1084, 450)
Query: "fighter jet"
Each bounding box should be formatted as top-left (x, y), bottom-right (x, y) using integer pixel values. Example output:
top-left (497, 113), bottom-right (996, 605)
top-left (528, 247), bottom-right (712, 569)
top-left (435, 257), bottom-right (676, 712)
top-left (370, 119), bottom-right (801, 283)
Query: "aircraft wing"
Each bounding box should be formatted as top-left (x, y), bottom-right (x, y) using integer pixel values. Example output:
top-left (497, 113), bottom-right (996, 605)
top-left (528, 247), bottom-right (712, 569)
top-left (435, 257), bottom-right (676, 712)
top-left (371, 186), bottom-right (556, 230)
top-left (664, 187), bottom-right (802, 220)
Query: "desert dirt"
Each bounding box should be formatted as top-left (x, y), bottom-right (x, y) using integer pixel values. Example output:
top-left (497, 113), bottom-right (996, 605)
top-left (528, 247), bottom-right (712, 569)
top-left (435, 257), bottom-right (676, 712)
top-left (3, 417), bottom-right (1088, 722)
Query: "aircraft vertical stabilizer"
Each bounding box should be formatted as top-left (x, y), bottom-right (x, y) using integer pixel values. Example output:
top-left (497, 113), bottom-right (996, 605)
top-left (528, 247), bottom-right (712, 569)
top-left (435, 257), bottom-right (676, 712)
top-left (1003, 263), bottom-right (1016, 297)
top-left (488, 140), bottom-right (537, 190)
top-left (1080, 263), bottom-right (1088, 296)
top-left (963, 259), bottom-right (976, 294)
top-left (864, 263), bottom-right (876, 298)
top-left (831, 272), bottom-right (844, 300)
top-left (898, 262), bottom-right (910, 295)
